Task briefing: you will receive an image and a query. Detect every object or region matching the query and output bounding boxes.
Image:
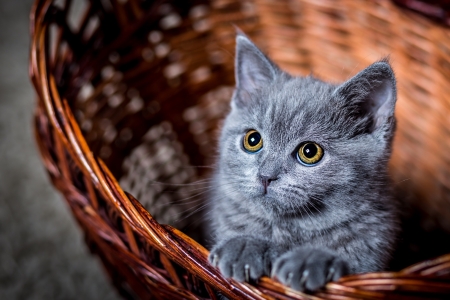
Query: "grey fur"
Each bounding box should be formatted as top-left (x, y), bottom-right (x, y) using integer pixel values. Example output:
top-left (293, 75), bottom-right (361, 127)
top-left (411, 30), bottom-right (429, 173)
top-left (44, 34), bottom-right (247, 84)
top-left (207, 33), bottom-right (399, 292)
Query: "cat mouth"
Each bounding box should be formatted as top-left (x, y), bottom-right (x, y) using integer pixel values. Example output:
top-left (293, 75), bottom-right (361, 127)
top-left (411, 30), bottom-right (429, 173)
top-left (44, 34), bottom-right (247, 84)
top-left (258, 193), bottom-right (326, 218)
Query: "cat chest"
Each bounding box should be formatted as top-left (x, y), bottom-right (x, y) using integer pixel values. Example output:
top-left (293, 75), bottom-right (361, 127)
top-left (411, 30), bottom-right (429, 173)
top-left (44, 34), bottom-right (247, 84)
top-left (217, 204), bottom-right (329, 246)
top-left (269, 223), bottom-right (324, 245)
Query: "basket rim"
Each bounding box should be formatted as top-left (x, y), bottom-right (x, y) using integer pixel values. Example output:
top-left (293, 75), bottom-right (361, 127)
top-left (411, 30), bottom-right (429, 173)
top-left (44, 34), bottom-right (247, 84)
top-left (29, 0), bottom-right (450, 299)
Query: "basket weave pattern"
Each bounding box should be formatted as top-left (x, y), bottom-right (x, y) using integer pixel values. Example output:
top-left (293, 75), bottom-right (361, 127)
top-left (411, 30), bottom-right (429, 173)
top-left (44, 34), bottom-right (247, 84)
top-left (30, 0), bottom-right (450, 298)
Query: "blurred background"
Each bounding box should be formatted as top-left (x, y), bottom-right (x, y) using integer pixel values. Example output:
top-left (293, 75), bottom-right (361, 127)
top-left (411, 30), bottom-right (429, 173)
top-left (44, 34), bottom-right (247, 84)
top-left (0, 0), bottom-right (119, 299)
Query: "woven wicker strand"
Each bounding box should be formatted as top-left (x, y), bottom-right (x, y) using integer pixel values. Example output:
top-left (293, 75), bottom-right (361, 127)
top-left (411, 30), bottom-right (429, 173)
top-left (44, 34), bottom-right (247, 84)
top-left (30, 0), bottom-right (450, 299)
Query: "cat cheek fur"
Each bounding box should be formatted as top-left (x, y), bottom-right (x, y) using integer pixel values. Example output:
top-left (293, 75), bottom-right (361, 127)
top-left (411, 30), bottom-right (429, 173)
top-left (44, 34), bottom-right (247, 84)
top-left (207, 32), bottom-right (399, 291)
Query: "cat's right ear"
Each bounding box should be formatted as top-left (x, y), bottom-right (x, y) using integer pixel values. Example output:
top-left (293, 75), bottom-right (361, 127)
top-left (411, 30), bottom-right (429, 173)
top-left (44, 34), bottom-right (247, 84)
top-left (332, 60), bottom-right (397, 138)
top-left (233, 33), bottom-right (280, 107)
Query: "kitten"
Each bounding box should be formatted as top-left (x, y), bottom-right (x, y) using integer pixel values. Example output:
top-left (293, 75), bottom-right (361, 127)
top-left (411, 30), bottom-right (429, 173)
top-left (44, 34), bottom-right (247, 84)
top-left (207, 33), bottom-right (399, 292)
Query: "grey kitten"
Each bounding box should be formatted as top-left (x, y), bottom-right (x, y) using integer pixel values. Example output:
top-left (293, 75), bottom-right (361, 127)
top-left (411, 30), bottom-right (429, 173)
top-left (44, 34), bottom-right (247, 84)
top-left (207, 33), bottom-right (399, 292)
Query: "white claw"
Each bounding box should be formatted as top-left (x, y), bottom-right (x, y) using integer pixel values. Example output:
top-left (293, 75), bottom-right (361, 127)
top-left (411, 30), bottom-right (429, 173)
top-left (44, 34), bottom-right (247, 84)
top-left (286, 272), bottom-right (294, 286)
top-left (244, 264), bottom-right (250, 282)
top-left (299, 270), bottom-right (309, 289)
top-left (327, 267), bottom-right (335, 282)
top-left (212, 254), bottom-right (219, 267)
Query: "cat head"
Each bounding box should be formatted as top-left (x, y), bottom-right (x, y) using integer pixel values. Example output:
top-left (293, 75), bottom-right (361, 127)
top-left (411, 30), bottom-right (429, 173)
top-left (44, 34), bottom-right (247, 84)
top-left (217, 33), bottom-right (397, 221)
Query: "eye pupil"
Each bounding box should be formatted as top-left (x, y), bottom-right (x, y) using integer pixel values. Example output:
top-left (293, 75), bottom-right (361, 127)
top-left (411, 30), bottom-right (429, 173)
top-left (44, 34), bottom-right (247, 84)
top-left (243, 130), bottom-right (263, 153)
top-left (297, 142), bottom-right (323, 166)
top-left (248, 132), bottom-right (261, 147)
top-left (303, 143), bottom-right (317, 158)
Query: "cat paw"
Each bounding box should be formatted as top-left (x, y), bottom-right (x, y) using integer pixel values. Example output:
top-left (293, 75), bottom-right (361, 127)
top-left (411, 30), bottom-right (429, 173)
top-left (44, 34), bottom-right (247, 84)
top-left (272, 247), bottom-right (349, 292)
top-left (208, 237), bottom-right (272, 282)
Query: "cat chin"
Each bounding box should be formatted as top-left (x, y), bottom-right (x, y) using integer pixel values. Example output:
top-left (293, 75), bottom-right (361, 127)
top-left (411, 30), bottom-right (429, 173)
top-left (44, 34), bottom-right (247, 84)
top-left (253, 194), bottom-right (323, 217)
top-left (222, 182), bottom-right (328, 219)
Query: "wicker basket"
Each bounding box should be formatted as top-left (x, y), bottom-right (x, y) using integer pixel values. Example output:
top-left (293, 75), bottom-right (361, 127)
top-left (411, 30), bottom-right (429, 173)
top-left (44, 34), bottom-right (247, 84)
top-left (30, 0), bottom-right (450, 298)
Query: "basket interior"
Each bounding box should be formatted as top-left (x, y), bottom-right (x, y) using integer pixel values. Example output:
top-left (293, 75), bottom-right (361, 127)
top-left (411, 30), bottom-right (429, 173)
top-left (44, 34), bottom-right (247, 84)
top-left (33, 0), bottom-right (450, 298)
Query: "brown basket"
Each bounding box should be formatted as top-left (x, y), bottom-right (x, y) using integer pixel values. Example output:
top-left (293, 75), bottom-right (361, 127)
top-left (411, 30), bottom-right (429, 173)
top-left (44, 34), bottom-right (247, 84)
top-left (29, 0), bottom-right (450, 299)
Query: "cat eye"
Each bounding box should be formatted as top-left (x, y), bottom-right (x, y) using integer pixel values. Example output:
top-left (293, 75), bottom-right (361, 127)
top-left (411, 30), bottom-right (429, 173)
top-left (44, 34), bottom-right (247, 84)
top-left (243, 130), bottom-right (263, 153)
top-left (297, 142), bottom-right (323, 166)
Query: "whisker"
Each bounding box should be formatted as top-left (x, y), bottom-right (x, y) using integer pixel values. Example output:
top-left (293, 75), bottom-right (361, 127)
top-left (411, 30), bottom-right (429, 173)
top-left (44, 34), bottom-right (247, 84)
top-left (146, 178), bottom-right (213, 187)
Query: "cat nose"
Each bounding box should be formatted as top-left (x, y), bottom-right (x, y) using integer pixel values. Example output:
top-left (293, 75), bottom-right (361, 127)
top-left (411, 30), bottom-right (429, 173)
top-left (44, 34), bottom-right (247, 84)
top-left (260, 175), bottom-right (279, 194)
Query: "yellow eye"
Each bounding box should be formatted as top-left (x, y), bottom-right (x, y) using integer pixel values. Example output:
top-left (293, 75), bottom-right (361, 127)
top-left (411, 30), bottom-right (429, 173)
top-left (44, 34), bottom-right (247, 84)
top-left (297, 142), bottom-right (323, 165)
top-left (243, 130), bottom-right (263, 153)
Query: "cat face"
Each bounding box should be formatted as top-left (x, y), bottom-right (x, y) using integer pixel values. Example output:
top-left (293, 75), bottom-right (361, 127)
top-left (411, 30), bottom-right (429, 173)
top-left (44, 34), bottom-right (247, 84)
top-left (216, 34), bottom-right (396, 220)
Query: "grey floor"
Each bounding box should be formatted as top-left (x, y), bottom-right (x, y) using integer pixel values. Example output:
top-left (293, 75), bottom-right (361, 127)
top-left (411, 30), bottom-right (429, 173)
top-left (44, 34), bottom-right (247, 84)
top-left (0, 1), bottom-right (121, 299)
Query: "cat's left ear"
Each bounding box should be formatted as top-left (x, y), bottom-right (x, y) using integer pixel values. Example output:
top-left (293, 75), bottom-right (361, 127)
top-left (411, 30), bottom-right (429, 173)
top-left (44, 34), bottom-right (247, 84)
top-left (333, 60), bottom-right (397, 135)
top-left (233, 33), bottom-right (280, 107)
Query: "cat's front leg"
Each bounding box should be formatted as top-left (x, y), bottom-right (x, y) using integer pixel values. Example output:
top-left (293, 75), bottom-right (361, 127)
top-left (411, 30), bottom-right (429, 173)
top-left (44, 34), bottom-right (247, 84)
top-left (208, 236), bottom-right (281, 282)
top-left (272, 247), bottom-right (349, 292)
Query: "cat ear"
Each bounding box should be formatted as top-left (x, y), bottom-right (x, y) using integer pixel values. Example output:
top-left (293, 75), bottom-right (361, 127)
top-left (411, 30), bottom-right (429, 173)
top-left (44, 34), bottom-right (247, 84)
top-left (333, 60), bottom-right (397, 135)
top-left (233, 33), bottom-right (280, 106)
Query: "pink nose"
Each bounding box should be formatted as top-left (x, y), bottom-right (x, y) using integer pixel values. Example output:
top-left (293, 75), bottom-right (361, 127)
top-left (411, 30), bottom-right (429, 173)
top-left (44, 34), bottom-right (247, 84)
top-left (260, 175), bottom-right (279, 194)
